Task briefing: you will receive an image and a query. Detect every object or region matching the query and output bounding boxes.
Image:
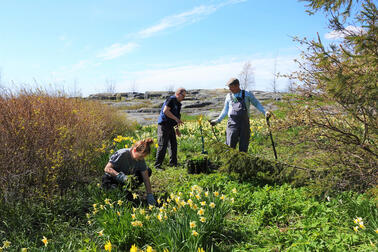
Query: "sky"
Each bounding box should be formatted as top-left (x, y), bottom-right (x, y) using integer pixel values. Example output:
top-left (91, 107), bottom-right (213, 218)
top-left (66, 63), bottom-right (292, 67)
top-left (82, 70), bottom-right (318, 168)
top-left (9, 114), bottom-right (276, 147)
top-left (0, 0), bottom-right (340, 97)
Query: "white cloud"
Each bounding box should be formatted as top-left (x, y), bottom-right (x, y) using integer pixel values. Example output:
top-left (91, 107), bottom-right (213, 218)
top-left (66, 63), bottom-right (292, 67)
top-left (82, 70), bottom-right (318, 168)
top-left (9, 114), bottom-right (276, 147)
top-left (325, 25), bottom-right (365, 39)
top-left (119, 55), bottom-right (297, 92)
top-left (96, 42), bottom-right (139, 60)
top-left (137, 0), bottom-right (246, 38)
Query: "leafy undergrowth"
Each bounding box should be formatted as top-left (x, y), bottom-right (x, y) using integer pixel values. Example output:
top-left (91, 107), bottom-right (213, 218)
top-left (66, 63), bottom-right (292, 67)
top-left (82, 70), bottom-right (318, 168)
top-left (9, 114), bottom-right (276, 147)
top-left (2, 172), bottom-right (376, 251)
top-left (1, 94), bottom-right (377, 251)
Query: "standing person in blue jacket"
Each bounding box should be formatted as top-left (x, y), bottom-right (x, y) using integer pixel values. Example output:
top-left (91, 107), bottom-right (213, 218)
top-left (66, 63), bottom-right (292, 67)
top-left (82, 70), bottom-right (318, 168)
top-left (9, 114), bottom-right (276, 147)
top-left (155, 88), bottom-right (186, 169)
top-left (210, 78), bottom-right (271, 152)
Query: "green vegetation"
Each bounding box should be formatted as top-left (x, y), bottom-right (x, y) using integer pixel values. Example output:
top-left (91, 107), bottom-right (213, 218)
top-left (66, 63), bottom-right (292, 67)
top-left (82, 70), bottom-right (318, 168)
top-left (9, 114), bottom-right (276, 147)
top-left (1, 90), bottom-right (376, 251)
top-left (0, 1), bottom-right (377, 250)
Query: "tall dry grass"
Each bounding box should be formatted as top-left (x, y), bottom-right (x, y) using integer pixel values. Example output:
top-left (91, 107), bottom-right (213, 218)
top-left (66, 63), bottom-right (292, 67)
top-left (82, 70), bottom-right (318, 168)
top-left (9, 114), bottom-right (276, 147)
top-left (0, 89), bottom-right (132, 202)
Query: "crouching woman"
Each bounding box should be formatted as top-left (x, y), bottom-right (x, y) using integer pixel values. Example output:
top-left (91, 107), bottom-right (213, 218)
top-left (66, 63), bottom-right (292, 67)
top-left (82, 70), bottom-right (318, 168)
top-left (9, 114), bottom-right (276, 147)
top-left (102, 138), bottom-right (156, 206)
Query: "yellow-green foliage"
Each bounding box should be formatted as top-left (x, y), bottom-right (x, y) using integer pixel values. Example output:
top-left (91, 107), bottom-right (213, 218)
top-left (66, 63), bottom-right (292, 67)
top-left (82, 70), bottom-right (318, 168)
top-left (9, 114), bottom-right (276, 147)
top-left (0, 90), bottom-right (132, 201)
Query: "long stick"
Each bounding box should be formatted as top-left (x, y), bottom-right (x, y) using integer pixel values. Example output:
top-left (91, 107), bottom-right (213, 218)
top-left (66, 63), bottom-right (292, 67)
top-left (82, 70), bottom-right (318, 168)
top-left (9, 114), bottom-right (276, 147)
top-left (266, 117), bottom-right (278, 160)
top-left (208, 120), bottom-right (220, 142)
top-left (199, 124), bottom-right (207, 154)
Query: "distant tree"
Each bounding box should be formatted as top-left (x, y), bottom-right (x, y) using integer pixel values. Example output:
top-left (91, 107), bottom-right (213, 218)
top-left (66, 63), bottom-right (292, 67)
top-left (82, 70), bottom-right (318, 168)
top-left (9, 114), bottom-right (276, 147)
top-left (286, 79), bottom-right (297, 93)
top-left (129, 80), bottom-right (137, 92)
top-left (270, 57), bottom-right (278, 95)
top-left (238, 61), bottom-right (255, 91)
top-left (166, 84), bottom-right (175, 93)
top-left (288, 0), bottom-right (377, 191)
top-left (70, 79), bottom-right (82, 97)
top-left (105, 78), bottom-right (116, 94)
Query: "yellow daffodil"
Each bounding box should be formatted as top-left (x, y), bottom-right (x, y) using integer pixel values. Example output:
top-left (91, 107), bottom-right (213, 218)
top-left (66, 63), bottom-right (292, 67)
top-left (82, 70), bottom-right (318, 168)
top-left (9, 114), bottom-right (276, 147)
top-left (164, 214), bottom-right (168, 220)
top-left (375, 229), bottom-right (378, 234)
top-left (209, 202), bottom-right (216, 208)
top-left (117, 200), bottom-right (123, 206)
top-left (192, 230), bottom-right (199, 236)
top-left (359, 222), bottom-right (365, 229)
top-left (131, 214), bottom-right (136, 219)
top-left (21, 248), bottom-right (27, 252)
top-left (131, 220), bottom-right (143, 227)
top-left (173, 207), bottom-right (177, 212)
top-left (93, 203), bottom-right (97, 208)
top-left (205, 191), bottom-right (209, 197)
top-left (149, 205), bottom-right (154, 210)
top-left (195, 194), bottom-right (201, 200)
top-left (220, 195), bottom-right (225, 200)
top-left (353, 226), bottom-right (359, 232)
top-left (140, 209), bottom-right (145, 215)
top-left (133, 207), bottom-right (137, 212)
top-left (354, 217), bottom-right (362, 224)
top-left (132, 193), bottom-right (138, 199)
top-left (167, 198), bottom-right (171, 203)
top-left (213, 191), bottom-right (219, 197)
top-left (198, 115), bottom-right (203, 125)
top-left (190, 192), bottom-right (194, 197)
top-left (231, 198), bottom-right (235, 203)
top-left (197, 208), bottom-right (205, 215)
top-left (163, 248), bottom-right (169, 252)
top-left (146, 246), bottom-right (153, 252)
top-left (104, 198), bottom-right (111, 205)
top-left (232, 188), bottom-right (237, 193)
top-left (157, 214), bottom-right (163, 222)
top-left (105, 240), bottom-right (112, 252)
top-left (157, 198), bottom-right (161, 204)
top-left (88, 220), bottom-right (92, 225)
top-left (98, 230), bottom-right (104, 236)
top-left (200, 217), bottom-right (206, 223)
top-left (198, 248), bottom-right (205, 252)
top-left (130, 244), bottom-right (138, 252)
top-left (42, 236), bottom-right (48, 247)
top-left (190, 221), bottom-right (196, 228)
top-left (200, 201), bottom-right (206, 206)
top-left (100, 205), bottom-right (104, 210)
top-left (192, 204), bottom-right (198, 210)
top-left (2, 241), bottom-right (11, 248)
top-left (117, 211), bottom-right (121, 216)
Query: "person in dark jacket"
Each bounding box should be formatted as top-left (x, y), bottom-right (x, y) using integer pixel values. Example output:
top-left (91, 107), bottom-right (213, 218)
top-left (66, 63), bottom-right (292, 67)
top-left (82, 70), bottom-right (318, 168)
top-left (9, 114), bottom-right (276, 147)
top-left (102, 138), bottom-right (157, 205)
top-left (155, 88), bottom-right (186, 169)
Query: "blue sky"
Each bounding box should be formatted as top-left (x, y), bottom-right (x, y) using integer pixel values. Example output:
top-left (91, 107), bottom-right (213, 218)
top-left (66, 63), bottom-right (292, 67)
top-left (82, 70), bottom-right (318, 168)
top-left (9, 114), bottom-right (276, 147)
top-left (0, 0), bottom-right (336, 96)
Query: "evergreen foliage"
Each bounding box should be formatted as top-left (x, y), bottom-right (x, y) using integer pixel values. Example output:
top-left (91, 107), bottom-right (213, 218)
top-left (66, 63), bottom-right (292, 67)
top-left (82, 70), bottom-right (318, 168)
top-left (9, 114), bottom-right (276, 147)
top-left (287, 0), bottom-right (377, 192)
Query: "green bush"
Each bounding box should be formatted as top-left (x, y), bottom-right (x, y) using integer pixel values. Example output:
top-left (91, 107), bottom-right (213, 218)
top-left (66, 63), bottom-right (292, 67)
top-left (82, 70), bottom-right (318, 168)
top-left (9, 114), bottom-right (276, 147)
top-left (209, 142), bottom-right (312, 186)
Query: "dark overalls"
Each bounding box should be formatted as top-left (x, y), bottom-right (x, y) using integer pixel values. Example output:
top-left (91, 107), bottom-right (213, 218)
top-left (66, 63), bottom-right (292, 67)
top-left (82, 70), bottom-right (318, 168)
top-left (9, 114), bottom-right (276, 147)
top-left (226, 90), bottom-right (250, 152)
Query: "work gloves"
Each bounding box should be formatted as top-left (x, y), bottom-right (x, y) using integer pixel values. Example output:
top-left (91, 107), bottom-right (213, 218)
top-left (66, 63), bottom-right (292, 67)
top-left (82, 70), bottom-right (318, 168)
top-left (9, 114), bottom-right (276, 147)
top-left (265, 111), bottom-right (272, 119)
top-left (147, 193), bottom-right (157, 206)
top-left (115, 172), bottom-right (128, 183)
top-left (209, 119), bottom-right (218, 126)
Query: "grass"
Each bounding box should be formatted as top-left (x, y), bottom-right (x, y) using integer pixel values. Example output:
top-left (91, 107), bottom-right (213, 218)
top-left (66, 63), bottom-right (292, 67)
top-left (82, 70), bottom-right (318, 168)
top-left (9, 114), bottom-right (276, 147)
top-left (0, 92), bottom-right (377, 251)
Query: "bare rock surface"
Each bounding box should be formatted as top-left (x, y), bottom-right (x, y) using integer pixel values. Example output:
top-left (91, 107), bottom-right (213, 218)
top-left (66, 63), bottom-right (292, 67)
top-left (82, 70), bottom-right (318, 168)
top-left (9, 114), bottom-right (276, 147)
top-left (90, 89), bottom-right (282, 125)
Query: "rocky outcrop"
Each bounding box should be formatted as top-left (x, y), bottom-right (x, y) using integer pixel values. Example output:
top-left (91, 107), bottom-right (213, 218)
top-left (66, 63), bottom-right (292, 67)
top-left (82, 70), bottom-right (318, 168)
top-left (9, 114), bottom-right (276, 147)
top-left (89, 89), bottom-right (283, 125)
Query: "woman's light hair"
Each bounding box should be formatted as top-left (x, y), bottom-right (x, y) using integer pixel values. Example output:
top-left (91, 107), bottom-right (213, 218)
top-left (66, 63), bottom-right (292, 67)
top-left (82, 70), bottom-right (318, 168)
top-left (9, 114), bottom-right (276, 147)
top-left (133, 138), bottom-right (154, 155)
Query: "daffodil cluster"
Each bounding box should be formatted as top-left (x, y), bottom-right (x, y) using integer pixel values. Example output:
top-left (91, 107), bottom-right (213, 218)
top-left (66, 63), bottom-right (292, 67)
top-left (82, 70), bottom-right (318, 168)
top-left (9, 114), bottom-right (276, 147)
top-left (353, 217), bottom-right (366, 232)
